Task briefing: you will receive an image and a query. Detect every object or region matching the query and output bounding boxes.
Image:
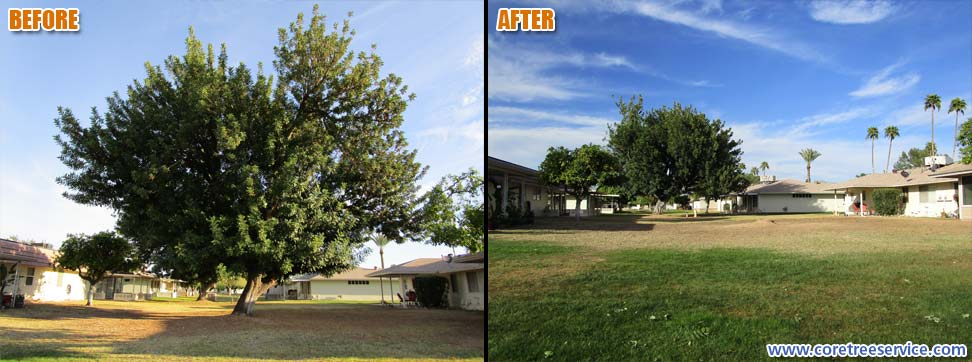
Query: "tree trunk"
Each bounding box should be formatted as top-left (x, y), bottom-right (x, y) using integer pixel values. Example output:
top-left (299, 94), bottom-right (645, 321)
top-left (955, 113), bottom-right (960, 158)
top-left (871, 140), bottom-right (875, 174)
top-left (379, 249), bottom-right (386, 304)
top-left (886, 139), bottom-right (893, 173)
top-left (574, 194), bottom-right (582, 222)
top-left (806, 164), bottom-right (811, 183)
top-left (932, 112), bottom-right (936, 156)
top-left (705, 200), bottom-right (710, 214)
top-left (85, 280), bottom-right (93, 306)
top-left (231, 273), bottom-right (276, 316)
top-left (196, 281), bottom-right (216, 301)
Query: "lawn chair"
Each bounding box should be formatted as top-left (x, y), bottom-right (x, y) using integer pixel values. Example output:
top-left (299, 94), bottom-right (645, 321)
top-left (397, 292), bottom-right (418, 308)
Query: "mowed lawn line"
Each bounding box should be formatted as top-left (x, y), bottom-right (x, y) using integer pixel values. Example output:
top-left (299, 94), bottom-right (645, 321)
top-left (488, 230), bottom-right (972, 360)
top-left (0, 300), bottom-right (483, 361)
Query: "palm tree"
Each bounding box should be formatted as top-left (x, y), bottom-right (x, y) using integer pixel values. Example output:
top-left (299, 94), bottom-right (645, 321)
top-left (749, 166), bottom-right (759, 176)
top-left (949, 97), bottom-right (967, 158)
top-left (866, 127), bottom-right (879, 174)
top-left (759, 161), bottom-right (769, 177)
top-left (372, 233), bottom-right (393, 304)
top-left (925, 94), bottom-right (942, 156)
top-left (799, 148), bottom-right (821, 183)
top-left (883, 125), bottom-right (899, 173)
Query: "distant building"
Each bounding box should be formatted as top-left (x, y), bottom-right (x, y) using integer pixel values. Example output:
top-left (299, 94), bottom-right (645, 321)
top-left (266, 267), bottom-right (398, 301)
top-left (368, 252), bottom-right (484, 310)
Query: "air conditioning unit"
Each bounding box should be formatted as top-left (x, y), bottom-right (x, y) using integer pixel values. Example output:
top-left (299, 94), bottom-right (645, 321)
top-left (924, 155), bottom-right (953, 167)
top-left (759, 175), bottom-right (776, 182)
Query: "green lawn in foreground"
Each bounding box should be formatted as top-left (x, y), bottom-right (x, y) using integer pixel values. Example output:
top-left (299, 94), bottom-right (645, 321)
top-left (488, 215), bottom-right (972, 360)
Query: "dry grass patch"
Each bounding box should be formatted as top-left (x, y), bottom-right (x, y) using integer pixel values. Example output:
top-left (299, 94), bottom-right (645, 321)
top-left (0, 300), bottom-right (483, 361)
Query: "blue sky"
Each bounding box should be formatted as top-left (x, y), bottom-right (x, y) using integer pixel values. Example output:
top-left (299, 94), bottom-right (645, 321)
top-left (0, 1), bottom-right (484, 268)
top-left (488, 0), bottom-right (972, 182)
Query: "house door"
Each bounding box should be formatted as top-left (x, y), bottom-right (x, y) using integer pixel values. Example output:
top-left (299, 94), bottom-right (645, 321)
top-left (300, 282), bottom-right (310, 299)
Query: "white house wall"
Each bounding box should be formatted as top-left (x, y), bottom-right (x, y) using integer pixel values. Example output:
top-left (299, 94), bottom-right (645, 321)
top-left (903, 183), bottom-right (959, 217)
top-left (7, 265), bottom-right (87, 302)
top-left (759, 194), bottom-right (842, 213)
top-left (307, 279), bottom-right (395, 301)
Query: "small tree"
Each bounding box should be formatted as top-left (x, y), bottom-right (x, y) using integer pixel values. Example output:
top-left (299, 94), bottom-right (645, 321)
top-left (55, 232), bottom-right (139, 306)
top-left (371, 234), bottom-right (392, 304)
top-left (538, 144), bottom-right (620, 221)
top-left (958, 117), bottom-right (972, 164)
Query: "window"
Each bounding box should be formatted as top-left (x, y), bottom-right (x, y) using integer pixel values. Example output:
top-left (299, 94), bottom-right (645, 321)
top-left (791, 194), bottom-right (812, 198)
top-left (26, 267), bottom-right (35, 286)
top-left (450, 273), bottom-right (459, 293)
top-left (532, 187), bottom-right (542, 201)
top-left (466, 272), bottom-right (479, 293)
top-left (57, 272), bottom-right (63, 287)
top-left (347, 280), bottom-right (370, 285)
top-left (964, 176), bottom-right (972, 206)
top-left (901, 187), bottom-right (909, 204)
top-left (919, 185), bottom-right (932, 203)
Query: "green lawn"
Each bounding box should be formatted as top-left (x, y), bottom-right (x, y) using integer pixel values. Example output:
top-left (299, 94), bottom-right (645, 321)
top-left (488, 214), bottom-right (972, 360)
top-left (0, 299), bottom-right (483, 361)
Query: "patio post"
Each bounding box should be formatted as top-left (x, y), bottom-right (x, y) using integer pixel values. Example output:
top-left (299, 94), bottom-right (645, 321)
top-left (860, 190), bottom-right (865, 216)
top-left (833, 190), bottom-right (838, 216)
top-left (502, 174), bottom-right (509, 213)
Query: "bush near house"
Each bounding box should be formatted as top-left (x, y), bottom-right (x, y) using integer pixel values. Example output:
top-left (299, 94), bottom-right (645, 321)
top-left (413, 276), bottom-right (449, 308)
top-left (871, 188), bottom-right (904, 215)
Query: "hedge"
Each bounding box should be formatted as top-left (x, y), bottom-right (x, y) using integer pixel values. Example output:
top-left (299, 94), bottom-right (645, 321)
top-left (871, 188), bottom-right (903, 216)
top-left (413, 276), bottom-right (449, 308)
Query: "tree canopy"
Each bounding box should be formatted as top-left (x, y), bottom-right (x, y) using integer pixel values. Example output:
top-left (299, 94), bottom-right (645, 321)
top-left (538, 144), bottom-right (620, 220)
top-left (607, 97), bottom-right (746, 213)
top-left (416, 170), bottom-right (484, 253)
top-left (958, 118), bottom-right (972, 164)
top-left (894, 142), bottom-right (935, 170)
top-left (53, 7), bottom-right (426, 315)
top-left (55, 232), bottom-right (139, 306)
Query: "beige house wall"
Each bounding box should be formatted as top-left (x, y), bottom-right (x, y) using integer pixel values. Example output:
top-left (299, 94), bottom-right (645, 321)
top-left (7, 265), bottom-right (87, 302)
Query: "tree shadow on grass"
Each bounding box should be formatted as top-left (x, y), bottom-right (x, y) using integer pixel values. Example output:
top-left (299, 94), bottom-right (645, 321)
top-left (3, 302), bottom-right (484, 360)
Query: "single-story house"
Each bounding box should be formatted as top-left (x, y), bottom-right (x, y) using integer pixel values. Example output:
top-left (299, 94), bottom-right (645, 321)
top-left (367, 252), bottom-right (484, 311)
top-left (737, 179), bottom-right (845, 213)
top-left (266, 267), bottom-right (398, 301)
top-left (92, 272), bottom-right (188, 301)
top-left (825, 166), bottom-right (959, 217)
top-left (0, 238), bottom-right (86, 302)
top-left (930, 162), bottom-right (972, 221)
top-left (487, 156), bottom-right (618, 217)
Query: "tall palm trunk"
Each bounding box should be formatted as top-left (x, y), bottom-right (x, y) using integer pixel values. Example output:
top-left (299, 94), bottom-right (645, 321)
top-left (806, 164), bottom-right (811, 183)
top-left (932, 112), bottom-right (936, 156)
top-left (885, 138), bottom-right (894, 173)
top-left (955, 113), bottom-right (960, 158)
top-left (379, 248), bottom-right (386, 304)
top-left (871, 139), bottom-right (875, 174)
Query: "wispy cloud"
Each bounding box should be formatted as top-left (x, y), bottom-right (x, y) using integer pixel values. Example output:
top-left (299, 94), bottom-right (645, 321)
top-left (788, 107), bottom-right (872, 136)
top-left (809, 0), bottom-right (895, 25)
top-left (849, 62), bottom-right (920, 97)
top-left (487, 38), bottom-right (636, 102)
top-left (620, 1), bottom-right (826, 63)
top-left (489, 106), bottom-right (616, 128)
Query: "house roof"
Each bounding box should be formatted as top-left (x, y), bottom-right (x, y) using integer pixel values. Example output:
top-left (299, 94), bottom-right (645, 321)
top-left (290, 267), bottom-right (387, 282)
top-left (0, 238), bottom-right (55, 267)
top-left (824, 167), bottom-right (958, 190)
top-left (366, 258), bottom-right (484, 277)
top-left (930, 162), bottom-right (972, 177)
top-left (741, 179), bottom-right (844, 194)
top-left (452, 251), bottom-right (484, 263)
top-left (488, 156), bottom-right (538, 176)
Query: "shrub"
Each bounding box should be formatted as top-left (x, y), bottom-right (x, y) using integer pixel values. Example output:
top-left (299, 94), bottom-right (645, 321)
top-left (413, 276), bottom-right (449, 308)
top-left (872, 188), bottom-right (903, 216)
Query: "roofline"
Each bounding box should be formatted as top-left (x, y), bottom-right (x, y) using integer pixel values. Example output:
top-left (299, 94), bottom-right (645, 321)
top-left (823, 178), bottom-right (958, 190)
top-left (488, 156), bottom-right (539, 176)
top-left (930, 170), bottom-right (972, 177)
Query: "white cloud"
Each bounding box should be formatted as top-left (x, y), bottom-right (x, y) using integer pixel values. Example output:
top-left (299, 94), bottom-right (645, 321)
top-left (489, 106), bottom-right (616, 128)
top-left (809, 0), bottom-right (895, 25)
top-left (699, 0), bottom-right (723, 14)
top-left (850, 63), bottom-right (920, 97)
top-left (487, 126), bottom-right (609, 171)
top-left (788, 107), bottom-right (872, 137)
top-left (623, 1), bottom-right (826, 63)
